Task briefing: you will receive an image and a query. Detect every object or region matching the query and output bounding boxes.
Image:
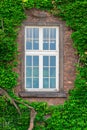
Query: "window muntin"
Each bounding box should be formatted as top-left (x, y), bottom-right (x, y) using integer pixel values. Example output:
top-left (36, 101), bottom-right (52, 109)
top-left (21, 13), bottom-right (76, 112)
top-left (26, 56), bottom-right (39, 88)
top-left (43, 28), bottom-right (56, 50)
top-left (43, 56), bottom-right (56, 88)
top-left (26, 28), bottom-right (39, 50)
top-left (25, 26), bottom-right (59, 91)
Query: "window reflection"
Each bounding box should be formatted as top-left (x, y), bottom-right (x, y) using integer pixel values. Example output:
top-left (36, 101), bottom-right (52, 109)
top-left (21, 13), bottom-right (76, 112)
top-left (26, 78), bottom-right (32, 88)
top-left (50, 56), bottom-right (56, 66)
top-left (43, 78), bottom-right (49, 88)
top-left (50, 67), bottom-right (56, 77)
top-left (33, 67), bottom-right (39, 77)
top-left (26, 28), bottom-right (32, 38)
top-left (43, 28), bottom-right (49, 39)
top-left (33, 56), bottom-right (39, 66)
top-left (33, 78), bottom-right (39, 88)
top-left (33, 28), bottom-right (39, 38)
top-left (50, 78), bottom-right (56, 88)
top-left (33, 40), bottom-right (39, 50)
top-left (26, 40), bottom-right (32, 50)
top-left (50, 28), bottom-right (56, 39)
top-left (43, 56), bottom-right (49, 66)
top-left (26, 67), bottom-right (32, 77)
top-left (26, 56), bottom-right (32, 66)
top-left (43, 67), bottom-right (49, 77)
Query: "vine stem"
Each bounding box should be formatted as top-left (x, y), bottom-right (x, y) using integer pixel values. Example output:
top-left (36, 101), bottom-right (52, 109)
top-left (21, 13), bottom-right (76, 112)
top-left (0, 88), bottom-right (37, 130)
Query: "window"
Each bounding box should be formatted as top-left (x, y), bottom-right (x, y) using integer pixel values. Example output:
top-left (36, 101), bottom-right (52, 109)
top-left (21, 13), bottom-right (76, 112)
top-left (25, 26), bottom-right (59, 91)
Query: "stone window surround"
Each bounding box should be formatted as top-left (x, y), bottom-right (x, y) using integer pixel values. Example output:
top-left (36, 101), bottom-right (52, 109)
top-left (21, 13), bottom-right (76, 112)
top-left (19, 22), bottom-right (66, 98)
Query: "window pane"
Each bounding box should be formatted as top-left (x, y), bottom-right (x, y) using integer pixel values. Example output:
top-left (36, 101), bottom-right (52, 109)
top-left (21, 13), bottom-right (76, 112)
top-left (26, 28), bottom-right (32, 38)
top-left (26, 40), bottom-right (32, 50)
top-left (50, 67), bottom-right (56, 77)
top-left (43, 78), bottom-right (49, 88)
top-left (26, 56), bottom-right (32, 66)
top-left (33, 28), bottom-right (39, 38)
top-left (50, 43), bottom-right (56, 50)
top-left (33, 40), bottom-right (39, 50)
top-left (33, 56), bottom-right (39, 66)
top-left (43, 43), bottom-right (49, 50)
top-left (50, 28), bottom-right (56, 39)
top-left (50, 40), bottom-right (56, 50)
top-left (26, 78), bottom-right (32, 88)
top-left (33, 67), bottom-right (39, 77)
top-left (43, 28), bottom-right (49, 39)
top-left (50, 56), bottom-right (56, 66)
top-left (26, 67), bottom-right (32, 77)
top-left (43, 40), bottom-right (49, 50)
top-left (43, 56), bottom-right (49, 66)
top-left (50, 78), bottom-right (56, 88)
top-left (33, 78), bottom-right (39, 88)
top-left (43, 67), bottom-right (49, 77)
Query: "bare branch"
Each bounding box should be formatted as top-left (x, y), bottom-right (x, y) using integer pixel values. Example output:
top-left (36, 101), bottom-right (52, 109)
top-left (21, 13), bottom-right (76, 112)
top-left (0, 88), bottom-right (37, 130)
top-left (14, 99), bottom-right (37, 130)
top-left (0, 88), bottom-right (21, 115)
top-left (28, 109), bottom-right (37, 130)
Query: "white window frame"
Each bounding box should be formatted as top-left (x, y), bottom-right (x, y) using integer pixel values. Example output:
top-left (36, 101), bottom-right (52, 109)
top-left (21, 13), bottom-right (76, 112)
top-left (25, 26), bottom-right (59, 91)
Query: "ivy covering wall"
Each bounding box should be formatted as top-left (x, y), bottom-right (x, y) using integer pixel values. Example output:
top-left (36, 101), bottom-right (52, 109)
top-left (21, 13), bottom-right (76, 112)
top-left (0, 0), bottom-right (87, 129)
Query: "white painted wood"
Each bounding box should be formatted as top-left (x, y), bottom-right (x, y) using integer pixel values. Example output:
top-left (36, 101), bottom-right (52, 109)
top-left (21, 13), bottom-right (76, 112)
top-left (25, 26), bottom-right (59, 91)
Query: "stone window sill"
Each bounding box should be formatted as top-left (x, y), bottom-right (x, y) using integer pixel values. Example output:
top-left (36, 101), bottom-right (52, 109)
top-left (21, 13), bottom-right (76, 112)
top-left (19, 91), bottom-right (67, 98)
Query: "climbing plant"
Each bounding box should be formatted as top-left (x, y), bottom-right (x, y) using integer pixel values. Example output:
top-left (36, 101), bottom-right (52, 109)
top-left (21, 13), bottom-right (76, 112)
top-left (0, 0), bottom-right (87, 130)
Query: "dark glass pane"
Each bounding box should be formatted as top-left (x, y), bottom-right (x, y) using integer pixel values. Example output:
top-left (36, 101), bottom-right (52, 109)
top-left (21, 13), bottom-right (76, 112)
top-left (26, 56), bottom-right (32, 66)
top-left (33, 67), bottom-right (39, 77)
top-left (26, 28), bottom-right (32, 38)
top-left (43, 67), bottom-right (49, 77)
top-left (50, 56), bottom-right (56, 66)
top-left (26, 67), bottom-right (32, 77)
top-left (43, 40), bottom-right (49, 50)
top-left (50, 40), bottom-right (56, 44)
top-left (33, 28), bottom-right (39, 38)
top-left (50, 78), bottom-right (56, 88)
top-left (43, 43), bottom-right (49, 50)
top-left (26, 40), bottom-right (32, 50)
top-left (33, 40), bottom-right (39, 50)
top-left (50, 40), bottom-right (56, 50)
top-left (50, 67), bottom-right (56, 77)
top-left (33, 78), bottom-right (39, 88)
top-left (33, 56), bottom-right (39, 66)
top-left (50, 43), bottom-right (56, 50)
top-left (43, 56), bottom-right (49, 66)
top-left (50, 28), bottom-right (56, 39)
top-left (26, 78), bottom-right (32, 88)
top-left (43, 78), bottom-right (49, 88)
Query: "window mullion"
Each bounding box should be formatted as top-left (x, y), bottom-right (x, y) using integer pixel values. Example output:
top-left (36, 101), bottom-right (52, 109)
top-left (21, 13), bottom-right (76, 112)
top-left (32, 28), bottom-right (33, 50)
top-left (39, 55), bottom-right (43, 89)
top-left (39, 28), bottom-right (43, 89)
top-left (25, 54), bottom-right (26, 89)
top-left (39, 27), bottom-right (43, 50)
top-left (49, 56), bottom-right (50, 88)
top-left (32, 56), bottom-right (33, 88)
top-left (25, 27), bottom-right (27, 51)
top-left (56, 55), bottom-right (59, 90)
top-left (56, 27), bottom-right (59, 51)
top-left (49, 28), bottom-right (50, 50)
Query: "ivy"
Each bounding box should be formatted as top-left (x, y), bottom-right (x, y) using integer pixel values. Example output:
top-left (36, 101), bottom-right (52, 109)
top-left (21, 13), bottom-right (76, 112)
top-left (0, 0), bottom-right (87, 130)
top-left (24, 0), bottom-right (53, 10)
